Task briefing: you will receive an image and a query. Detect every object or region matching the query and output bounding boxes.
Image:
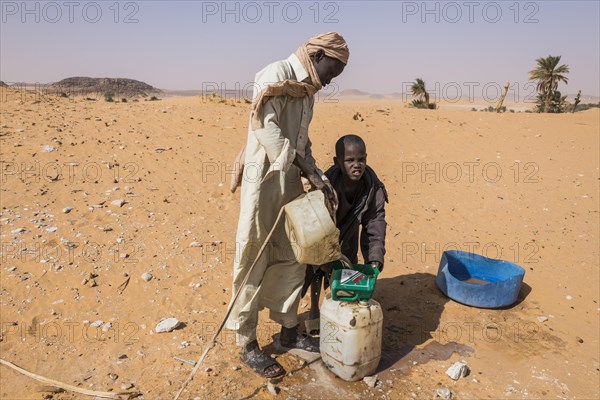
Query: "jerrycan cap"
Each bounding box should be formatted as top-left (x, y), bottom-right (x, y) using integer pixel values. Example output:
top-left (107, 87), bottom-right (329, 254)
top-left (359, 300), bottom-right (369, 306)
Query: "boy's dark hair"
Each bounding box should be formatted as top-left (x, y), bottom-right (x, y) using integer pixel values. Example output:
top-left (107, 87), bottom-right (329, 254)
top-left (335, 134), bottom-right (366, 159)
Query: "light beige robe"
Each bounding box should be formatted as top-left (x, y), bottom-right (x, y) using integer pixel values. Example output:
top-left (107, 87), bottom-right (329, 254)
top-left (225, 54), bottom-right (324, 337)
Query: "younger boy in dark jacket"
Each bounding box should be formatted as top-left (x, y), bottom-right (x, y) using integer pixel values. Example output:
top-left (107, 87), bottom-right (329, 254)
top-left (303, 134), bottom-right (388, 334)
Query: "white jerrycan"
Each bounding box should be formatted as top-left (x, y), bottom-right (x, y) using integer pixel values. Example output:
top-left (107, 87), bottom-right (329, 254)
top-left (284, 190), bottom-right (341, 265)
top-left (319, 293), bottom-right (383, 381)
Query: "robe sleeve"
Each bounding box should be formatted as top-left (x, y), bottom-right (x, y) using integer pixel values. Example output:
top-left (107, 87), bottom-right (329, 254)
top-left (253, 96), bottom-right (296, 179)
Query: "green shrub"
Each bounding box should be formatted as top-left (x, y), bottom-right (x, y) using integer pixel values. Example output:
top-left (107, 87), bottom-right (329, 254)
top-left (410, 99), bottom-right (437, 109)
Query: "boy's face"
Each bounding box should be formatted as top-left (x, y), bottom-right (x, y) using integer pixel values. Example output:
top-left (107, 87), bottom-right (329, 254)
top-left (336, 143), bottom-right (367, 182)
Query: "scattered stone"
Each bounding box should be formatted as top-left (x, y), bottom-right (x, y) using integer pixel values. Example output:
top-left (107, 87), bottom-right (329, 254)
top-left (108, 373), bottom-right (118, 381)
top-left (7, 266), bottom-right (17, 272)
top-left (363, 375), bottom-right (378, 388)
top-left (204, 367), bottom-right (212, 373)
top-left (12, 228), bottom-right (26, 234)
top-left (155, 318), bottom-right (181, 333)
top-left (46, 227), bottom-right (57, 233)
top-left (120, 383), bottom-right (134, 390)
top-left (577, 337), bottom-right (584, 343)
top-left (266, 382), bottom-right (278, 395)
top-left (102, 322), bottom-right (112, 332)
top-left (62, 207), bottom-right (73, 214)
top-left (436, 387), bottom-right (452, 399)
top-left (566, 295), bottom-right (573, 300)
top-left (232, 365), bottom-right (240, 371)
top-left (537, 316), bottom-right (548, 323)
top-left (90, 320), bottom-right (103, 328)
top-left (111, 199), bottom-right (126, 207)
top-left (141, 272), bottom-right (153, 282)
top-left (42, 145), bottom-right (57, 152)
top-left (190, 241), bottom-right (202, 247)
top-left (446, 361), bottom-right (470, 380)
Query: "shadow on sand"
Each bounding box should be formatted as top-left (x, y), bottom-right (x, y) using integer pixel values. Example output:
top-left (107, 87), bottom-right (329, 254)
top-left (373, 272), bottom-right (450, 371)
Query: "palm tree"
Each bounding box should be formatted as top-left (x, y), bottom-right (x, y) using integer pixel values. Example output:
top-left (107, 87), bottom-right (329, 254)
top-left (528, 55), bottom-right (569, 113)
top-left (411, 78), bottom-right (430, 105)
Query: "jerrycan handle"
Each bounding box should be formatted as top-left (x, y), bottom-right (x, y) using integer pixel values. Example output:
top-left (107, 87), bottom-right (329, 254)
top-left (372, 264), bottom-right (381, 276)
top-left (333, 289), bottom-right (359, 302)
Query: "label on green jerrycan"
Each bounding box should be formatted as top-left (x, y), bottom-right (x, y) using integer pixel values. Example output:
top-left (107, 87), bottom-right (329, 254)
top-left (340, 270), bottom-right (369, 287)
top-left (331, 263), bottom-right (380, 301)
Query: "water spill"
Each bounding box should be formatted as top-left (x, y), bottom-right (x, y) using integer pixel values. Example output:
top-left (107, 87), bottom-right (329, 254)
top-left (378, 341), bottom-right (474, 377)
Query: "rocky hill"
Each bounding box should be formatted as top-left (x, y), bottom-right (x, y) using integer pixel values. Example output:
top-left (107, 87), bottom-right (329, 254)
top-left (0, 81), bottom-right (8, 87)
top-left (49, 77), bottom-right (161, 97)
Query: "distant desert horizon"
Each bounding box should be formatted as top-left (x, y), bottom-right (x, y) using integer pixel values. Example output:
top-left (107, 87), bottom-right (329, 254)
top-left (1, 77), bottom-right (598, 104)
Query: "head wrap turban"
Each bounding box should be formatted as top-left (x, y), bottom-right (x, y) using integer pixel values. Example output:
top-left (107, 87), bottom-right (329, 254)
top-left (250, 32), bottom-right (349, 131)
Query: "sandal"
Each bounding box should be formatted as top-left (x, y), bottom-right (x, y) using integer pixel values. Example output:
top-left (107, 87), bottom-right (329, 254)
top-left (240, 340), bottom-right (285, 378)
top-left (304, 318), bottom-right (320, 337)
top-left (279, 325), bottom-right (320, 353)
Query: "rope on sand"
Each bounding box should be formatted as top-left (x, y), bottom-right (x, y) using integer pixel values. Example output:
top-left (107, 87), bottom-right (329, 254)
top-left (0, 358), bottom-right (139, 399)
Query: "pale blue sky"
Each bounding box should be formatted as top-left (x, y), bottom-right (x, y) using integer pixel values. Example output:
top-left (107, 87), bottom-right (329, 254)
top-left (1, 1), bottom-right (599, 97)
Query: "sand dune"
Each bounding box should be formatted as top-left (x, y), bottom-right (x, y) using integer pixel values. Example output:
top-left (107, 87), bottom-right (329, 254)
top-left (0, 88), bottom-right (598, 399)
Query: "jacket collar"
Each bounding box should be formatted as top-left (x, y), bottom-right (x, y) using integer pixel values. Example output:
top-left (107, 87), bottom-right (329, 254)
top-left (287, 53), bottom-right (309, 83)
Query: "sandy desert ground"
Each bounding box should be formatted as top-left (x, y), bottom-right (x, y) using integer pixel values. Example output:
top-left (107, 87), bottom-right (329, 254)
top-left (0, 87), bottom-right (598, 399)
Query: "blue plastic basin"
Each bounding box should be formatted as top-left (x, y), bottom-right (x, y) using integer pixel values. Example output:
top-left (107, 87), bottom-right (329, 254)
top-left (436, 250), bottom-right (526, 308)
